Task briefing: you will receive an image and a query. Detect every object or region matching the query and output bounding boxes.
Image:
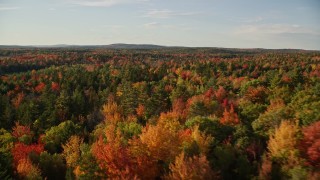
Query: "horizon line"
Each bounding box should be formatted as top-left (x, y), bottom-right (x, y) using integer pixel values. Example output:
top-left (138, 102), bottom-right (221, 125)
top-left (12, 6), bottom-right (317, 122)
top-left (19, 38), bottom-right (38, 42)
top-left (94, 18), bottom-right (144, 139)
top-left (0, 43), bottom-right (319, 51)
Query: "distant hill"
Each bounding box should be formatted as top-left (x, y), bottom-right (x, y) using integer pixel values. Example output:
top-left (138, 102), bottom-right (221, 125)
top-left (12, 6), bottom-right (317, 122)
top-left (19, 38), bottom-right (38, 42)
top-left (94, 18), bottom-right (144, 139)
top-left (106, 43), bottom-right (167, 49)
top-left (0, 43), bottom-right (318, 53)
top-left (0, 43), bottom-right (168, 49)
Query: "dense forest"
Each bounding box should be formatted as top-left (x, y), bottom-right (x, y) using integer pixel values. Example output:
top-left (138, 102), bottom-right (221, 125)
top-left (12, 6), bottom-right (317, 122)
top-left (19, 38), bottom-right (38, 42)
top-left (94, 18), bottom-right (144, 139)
top-left (0, 46), bottom-right (320, 179)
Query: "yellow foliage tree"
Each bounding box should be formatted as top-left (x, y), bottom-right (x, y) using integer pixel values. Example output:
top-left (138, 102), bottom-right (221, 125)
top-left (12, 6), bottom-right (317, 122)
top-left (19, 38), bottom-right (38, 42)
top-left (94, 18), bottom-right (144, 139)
top-left (62, 135), bottom-right (83, 168)
top-left (139, 122), bottom-right (181, 163)
top-left (191, 125), bottom-right (213, 154)
top-left (158, 112), bottom-right (182, 132)
top-left (165, 152), bottom-right (218, 180)
top-left (267, 120), bottom-right (302, 170)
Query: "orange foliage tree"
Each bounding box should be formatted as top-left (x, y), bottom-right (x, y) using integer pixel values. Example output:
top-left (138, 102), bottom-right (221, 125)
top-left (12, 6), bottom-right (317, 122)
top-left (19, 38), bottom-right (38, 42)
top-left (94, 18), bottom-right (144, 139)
top-left (12, 122), bottom-right (32, 139)
top-left (92, 124), bottom-right (137, 179)
top-left (102, 97), bottom-right (122, 124)
top-left (220, 104), bottom-right (240, 125)
top-left (136, 104), bottom-right (145, 118)
top-left (12, 92), bottom-right (25, 109)
top-left (17, 158), bottom-right (42, 179)
top-left (244, 86), bottom-right (268, 103)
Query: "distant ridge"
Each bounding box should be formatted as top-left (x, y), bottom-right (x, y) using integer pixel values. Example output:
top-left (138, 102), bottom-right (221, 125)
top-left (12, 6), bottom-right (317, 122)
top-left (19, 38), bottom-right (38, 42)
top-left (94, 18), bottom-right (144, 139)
top-left (0, 43), bottom-right (318, 52)
top-left (106, 43), bottom-right (167, 49)
top-left (0, 43), bottom-right (169, 49)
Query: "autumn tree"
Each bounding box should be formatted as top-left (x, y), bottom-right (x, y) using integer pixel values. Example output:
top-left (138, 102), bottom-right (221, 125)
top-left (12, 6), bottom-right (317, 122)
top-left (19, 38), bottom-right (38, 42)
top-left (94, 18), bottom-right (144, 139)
top-left (92, 124), bottom-right (138, 179)
top-left (165, 152), bottom-right (218, 180)
top-left (139, 121), bottom-right (181, 163)
top-left (180, 125), bottom-right (213, 156)
top-left (102, 96), bottom-right (122, 124)
top-left (17, 158), bottom-right (42, 180)
top-left (136, 104), bottom-right (145, 118)
top-left (215, 86), bottom-right (227, 102)
top-left (62, 135), bottom-right (83, 168)
top-left (300, 121), bottom-right (320, 168)
top-left (34, 82), bottom-right (46, 93)
top-left (11, 92), bottom-right (25, 109)
top-left (220, 104), bottom-right (240, 125)
top-left (244, 86), bottom-right (268, 104)
top-left (51, 82), bottom-right (60, 92)
top-left (12, 122), bottom-right (32, 142)
top-left (11, 142), bottom-right (44, 168)
top-left (268, 121), bottom-right (300, 162)
top-left (266, 120), bottom-right (305, 178)
top-left (252, 99), bottom-right (290, 137)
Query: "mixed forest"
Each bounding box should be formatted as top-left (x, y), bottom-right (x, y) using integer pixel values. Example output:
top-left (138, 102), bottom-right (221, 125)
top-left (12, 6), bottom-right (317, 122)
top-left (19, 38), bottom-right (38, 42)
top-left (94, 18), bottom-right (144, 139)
top-left (0, 46), bottom-right (320, 179)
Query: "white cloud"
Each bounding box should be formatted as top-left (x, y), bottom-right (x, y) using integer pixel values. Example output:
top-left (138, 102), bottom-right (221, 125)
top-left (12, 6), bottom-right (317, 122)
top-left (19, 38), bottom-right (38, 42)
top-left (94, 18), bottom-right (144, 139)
top-left (231, 16), bottom-right (264, 23)
top-left (144, 22), bottom-right (159, 28)
top-left (103, 25), bottom-right (124, 29)
top-left (0, 6), bottom-right (20, 11)
top-left (144, 9), bottom-right (200, 18)
top-left (234, 24), bottom-right (319, 35)
top-left (68, 0), bottom-right (148, 7)
top-left (143, 22), bottom-right (193, 31)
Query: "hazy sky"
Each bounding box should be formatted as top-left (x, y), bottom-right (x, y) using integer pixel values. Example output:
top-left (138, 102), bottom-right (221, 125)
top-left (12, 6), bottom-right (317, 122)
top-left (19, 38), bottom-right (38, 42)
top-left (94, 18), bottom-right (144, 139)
top-left (0, 0), bottom-right (319, 49)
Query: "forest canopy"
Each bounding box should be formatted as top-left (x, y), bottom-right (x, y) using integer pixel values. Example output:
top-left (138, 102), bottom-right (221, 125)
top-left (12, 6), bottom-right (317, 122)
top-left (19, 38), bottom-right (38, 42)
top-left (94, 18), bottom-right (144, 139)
top-left (0, 47), bottom-right (320, 179)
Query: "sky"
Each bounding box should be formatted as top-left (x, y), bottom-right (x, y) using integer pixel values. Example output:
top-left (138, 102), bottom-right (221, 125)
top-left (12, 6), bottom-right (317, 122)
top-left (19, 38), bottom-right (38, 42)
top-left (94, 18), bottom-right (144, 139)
top-left (0, 0), bottom-right (319, 50)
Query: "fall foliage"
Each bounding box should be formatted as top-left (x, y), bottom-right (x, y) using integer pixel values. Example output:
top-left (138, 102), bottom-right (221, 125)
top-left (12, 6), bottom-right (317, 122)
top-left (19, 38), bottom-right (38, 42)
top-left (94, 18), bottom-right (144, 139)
top-left (165, 152), bottom-right (218, 180)
top-left (0, 47), bottom-right (319, 179)
top-left (300, 121), bottom-right (320, 168)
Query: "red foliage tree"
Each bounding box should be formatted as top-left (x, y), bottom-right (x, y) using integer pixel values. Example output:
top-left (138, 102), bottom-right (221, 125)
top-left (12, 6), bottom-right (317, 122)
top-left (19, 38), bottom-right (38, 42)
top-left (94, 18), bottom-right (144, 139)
top-left (300, 121), bottom-right (320, 168)
top-left (215, 86), bottom-right (227, 102)
top-left (11, 142), bottom-right (44, 167)
top-left (204, 87), bottom-right (214, 99)
top-left (172, 98), bottom-right (187, 119)
top-left (51, 82), bottom-right (60, 92)
top-left (92, 136), bottom-right (135, 179)
top-left (34, 82), bottom-right (46, 93)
